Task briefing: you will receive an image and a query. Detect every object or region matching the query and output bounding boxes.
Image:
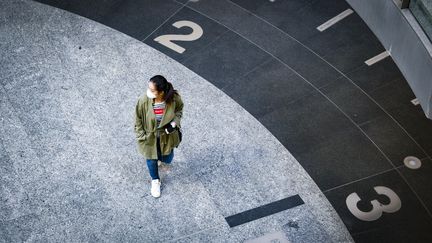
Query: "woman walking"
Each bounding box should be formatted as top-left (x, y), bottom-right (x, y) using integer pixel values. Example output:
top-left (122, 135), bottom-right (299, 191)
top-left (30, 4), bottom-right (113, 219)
top-left (134, 75), bottom-right (183, 198)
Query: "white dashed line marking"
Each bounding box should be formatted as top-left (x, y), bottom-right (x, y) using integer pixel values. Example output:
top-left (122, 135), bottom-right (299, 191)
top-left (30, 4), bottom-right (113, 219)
top-left (317, 9), bottom-right (354, 32)
top-left (411, 98), bottom-right (420, 106)
top-left (365, 51), bottom-right (391, 66)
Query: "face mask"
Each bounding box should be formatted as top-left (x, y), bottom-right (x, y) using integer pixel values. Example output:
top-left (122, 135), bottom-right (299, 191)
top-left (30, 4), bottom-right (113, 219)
top-left (146, 88), bottom-right (156, 99)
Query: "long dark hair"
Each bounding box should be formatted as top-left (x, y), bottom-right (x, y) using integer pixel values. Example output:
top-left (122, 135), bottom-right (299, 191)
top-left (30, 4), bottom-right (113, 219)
top-left (149, 75), bottom-right (178, 103)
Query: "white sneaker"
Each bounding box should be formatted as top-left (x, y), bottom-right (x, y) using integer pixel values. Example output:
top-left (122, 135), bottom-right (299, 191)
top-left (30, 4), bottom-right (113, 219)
top-left (151, 179), bottom-right (161, 198)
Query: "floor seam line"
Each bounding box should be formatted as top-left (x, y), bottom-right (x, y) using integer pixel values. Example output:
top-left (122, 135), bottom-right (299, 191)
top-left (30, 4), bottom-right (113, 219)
top-left (180, 28), bottom-right (231, 64)
top-left (322, 167), bottom-right (399, 193)
top-left (220, 56), bottom-right (274, 91)
top-left (140, 1), bottom-right (188, 42)
top-left (395, 168), bottom-right (432, 218)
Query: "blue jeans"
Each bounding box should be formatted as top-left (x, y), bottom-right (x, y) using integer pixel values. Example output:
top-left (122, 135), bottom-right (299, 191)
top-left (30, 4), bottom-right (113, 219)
top-left (146, 137), bottom-right (174, 180)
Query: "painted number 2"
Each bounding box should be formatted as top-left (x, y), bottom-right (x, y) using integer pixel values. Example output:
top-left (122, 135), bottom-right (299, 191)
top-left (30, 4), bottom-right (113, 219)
top-left (154, 20), bottom-right (203, 54)
top-left (346, 186), bottom-right (401, 221)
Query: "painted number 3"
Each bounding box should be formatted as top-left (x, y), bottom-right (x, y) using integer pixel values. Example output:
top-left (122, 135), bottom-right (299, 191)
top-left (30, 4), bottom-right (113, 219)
top-left (154, 20), bottom-right (203, 54)
top-left (346, 186), bottom-right (401, 221)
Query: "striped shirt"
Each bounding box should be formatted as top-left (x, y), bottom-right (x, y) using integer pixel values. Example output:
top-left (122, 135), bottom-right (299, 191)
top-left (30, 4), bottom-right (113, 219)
top-left (153, 101), bottom-right (166, 137)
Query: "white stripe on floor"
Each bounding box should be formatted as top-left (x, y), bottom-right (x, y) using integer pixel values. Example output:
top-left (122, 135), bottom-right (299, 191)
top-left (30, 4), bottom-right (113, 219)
top-left (365, 51), bottom-right (391, 66)
top-left (317, 9), bottom-right (354, 32)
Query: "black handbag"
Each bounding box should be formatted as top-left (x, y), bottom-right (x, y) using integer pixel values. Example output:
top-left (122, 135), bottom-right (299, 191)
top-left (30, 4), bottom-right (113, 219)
top-left (177, 127), bottom-right (182, 143)
top-left (166, 124), bottom-right (182, 145)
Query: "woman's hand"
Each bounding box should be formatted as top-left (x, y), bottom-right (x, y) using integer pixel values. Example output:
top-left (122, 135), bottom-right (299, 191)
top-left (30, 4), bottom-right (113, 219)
top-left (164, 122), bottom-right (176, 134)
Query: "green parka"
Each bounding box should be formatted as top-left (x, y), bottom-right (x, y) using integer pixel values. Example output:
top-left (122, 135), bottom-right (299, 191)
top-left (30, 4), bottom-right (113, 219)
top-left (134, 92), bottom-right (183, 159)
